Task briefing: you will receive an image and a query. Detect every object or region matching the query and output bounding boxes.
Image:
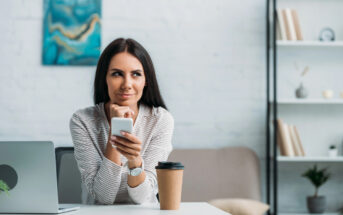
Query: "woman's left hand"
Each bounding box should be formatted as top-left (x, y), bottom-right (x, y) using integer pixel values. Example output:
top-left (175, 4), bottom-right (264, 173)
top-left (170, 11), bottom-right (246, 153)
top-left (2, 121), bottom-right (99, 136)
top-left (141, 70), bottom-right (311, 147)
top-left (110, 131), bottom-right (142, 166)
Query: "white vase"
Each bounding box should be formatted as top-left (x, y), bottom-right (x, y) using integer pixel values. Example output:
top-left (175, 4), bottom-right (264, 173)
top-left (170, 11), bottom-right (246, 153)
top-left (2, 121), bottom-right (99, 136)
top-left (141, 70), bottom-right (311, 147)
top-left (323, 90), bottom-right (334, 99)
top-left (328, 149), bottom-right (338, 157)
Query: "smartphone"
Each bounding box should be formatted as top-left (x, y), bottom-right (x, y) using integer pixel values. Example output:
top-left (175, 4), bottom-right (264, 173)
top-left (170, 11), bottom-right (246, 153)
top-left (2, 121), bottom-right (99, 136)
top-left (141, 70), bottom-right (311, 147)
top-left (111, 117), bottom-right (133, 138)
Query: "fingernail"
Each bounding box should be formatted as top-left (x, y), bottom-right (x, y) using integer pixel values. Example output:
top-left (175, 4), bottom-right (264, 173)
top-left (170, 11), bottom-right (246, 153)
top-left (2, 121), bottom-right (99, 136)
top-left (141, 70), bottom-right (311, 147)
top-left (112, 136), bottom-right (116, 140)
top-left (111, 144), bottom-right (116, 148)
top-left (120, 131), bottom-right (125, 135)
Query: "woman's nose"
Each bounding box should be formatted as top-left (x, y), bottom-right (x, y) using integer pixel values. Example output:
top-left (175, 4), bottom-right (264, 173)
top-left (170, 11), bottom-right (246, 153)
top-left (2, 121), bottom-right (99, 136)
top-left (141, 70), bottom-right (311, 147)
top-left (121, 76), bottom-right (132, 89)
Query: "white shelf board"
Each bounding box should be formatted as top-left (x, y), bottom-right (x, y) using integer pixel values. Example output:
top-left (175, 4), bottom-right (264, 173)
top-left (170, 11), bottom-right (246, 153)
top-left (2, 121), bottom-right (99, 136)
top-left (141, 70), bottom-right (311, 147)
top-left (279, 213), bottom-right (340, 215)
top-left (277, 40), bottom-right (343, 47)
top-left (278, 156), bottom-right (343, 162)
top-left (269, 99), bottom-right (343, 104)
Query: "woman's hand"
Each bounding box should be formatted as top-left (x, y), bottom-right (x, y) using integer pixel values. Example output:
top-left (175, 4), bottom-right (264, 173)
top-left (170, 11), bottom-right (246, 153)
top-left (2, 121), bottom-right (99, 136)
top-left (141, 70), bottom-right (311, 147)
top-left (105, 103), bottom-right (135, 165)
top-left (109, 104), bottom-right (135, 118)
top-left (109, 131), bottom-right (143, 167)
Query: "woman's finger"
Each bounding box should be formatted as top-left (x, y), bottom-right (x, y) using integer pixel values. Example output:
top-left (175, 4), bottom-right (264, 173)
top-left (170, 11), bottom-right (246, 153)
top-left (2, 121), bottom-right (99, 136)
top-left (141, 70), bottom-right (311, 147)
top-left (110, 105), bottom-right (134, 118)
top-left (119, 131), bottom-right (141, 144)
top-left (115, 140), bottom-right (141, 152)
top-left (111, 136), bottom-right (141, 151)
top-left (109, 104), bottom-right (120, 117)
top-left (115, 147), bottom-right (134, 159)
top-left (116, 106), bottom-right (134, 115)
top-left (114, 142), bottom-right (140, 156)
top-left (124, 111), bottom-right (134, 118)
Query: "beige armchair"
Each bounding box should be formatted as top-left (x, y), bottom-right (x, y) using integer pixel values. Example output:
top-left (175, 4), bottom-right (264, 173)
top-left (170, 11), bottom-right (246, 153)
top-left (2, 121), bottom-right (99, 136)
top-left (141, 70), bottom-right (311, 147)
top-left (168, 147), bottom-right (269, 215)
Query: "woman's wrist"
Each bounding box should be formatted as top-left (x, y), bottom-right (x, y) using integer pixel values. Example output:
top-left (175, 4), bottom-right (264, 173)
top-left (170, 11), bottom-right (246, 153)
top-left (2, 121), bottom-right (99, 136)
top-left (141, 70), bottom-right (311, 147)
top-left (127, 156), bottom-right (142, 169)
top-left (105, 140), bottom-right (122, 165)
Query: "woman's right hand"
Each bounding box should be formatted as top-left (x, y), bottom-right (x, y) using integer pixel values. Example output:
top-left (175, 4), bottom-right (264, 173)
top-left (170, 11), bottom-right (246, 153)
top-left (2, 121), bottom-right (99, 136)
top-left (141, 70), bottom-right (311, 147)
top-left (109, 104), bottom-right (135, 119)
top-left (105, 103), bottom-right (134, 165)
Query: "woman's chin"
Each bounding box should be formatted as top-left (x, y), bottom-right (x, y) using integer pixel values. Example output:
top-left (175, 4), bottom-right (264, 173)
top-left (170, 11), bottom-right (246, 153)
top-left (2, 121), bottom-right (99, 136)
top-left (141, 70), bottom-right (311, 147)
top-left (113, 100), bottom-right (135, 107)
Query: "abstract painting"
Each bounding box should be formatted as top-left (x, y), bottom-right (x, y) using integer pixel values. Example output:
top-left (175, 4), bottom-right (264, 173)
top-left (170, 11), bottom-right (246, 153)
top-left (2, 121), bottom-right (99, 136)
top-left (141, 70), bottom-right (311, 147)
top-left (42, 0), bottom-right (101, 65)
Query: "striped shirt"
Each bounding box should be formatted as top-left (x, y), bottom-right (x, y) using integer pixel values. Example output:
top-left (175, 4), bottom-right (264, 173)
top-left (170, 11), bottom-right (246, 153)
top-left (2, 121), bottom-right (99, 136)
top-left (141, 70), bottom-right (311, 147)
top-left (69, 102), bottom-right (174, 205)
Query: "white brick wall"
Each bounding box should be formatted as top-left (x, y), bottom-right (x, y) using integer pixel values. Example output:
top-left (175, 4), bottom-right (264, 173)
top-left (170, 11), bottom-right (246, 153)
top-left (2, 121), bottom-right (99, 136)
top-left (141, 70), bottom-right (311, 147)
top-left (0, 1), bottom-right (270, 205)
top-left (0, 0), bottom-right (268, 201)
top-left (3, 0), bottom-right (343, 212)
top-left (0, 0), bottom-right (267, 202)
top-left (0, 0), bottom-right (267, 153)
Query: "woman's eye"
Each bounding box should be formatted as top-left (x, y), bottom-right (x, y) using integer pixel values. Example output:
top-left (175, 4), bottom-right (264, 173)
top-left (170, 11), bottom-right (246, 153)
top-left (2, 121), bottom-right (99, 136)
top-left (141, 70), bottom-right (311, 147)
top-left (133, 72), bottom-right (142, 77)
top-left (111, 72), bottom-right (121, 76)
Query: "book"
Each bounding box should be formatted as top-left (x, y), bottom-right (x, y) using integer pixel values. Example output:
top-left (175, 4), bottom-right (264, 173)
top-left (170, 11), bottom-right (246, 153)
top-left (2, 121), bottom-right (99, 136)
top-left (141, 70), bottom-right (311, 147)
top-left (293, 126), bottom-right (305, 156)
top-left (276, 8), bottom-right (287, 40)
top-left (291, 9), bottom-right (303, 40)
top-left (277, 127), bottom-right (286, 156)
top-left (276, 119), bottom-right (287, 156)
top-left (288, 125), bottom-right (302, 156)
top-left (276, 119), bottom-right (295, 156)
top-left (281, 9), bottom-right (291, 40)
top-left (283, 123), bottom-right (295, 156)
top-left (282, 8), bottom-right (297, 41)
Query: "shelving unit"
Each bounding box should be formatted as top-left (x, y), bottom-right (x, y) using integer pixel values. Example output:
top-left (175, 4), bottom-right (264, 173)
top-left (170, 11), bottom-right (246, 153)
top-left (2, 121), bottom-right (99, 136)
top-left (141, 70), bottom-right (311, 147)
top-left (266, 0), bottom-right (343, 214)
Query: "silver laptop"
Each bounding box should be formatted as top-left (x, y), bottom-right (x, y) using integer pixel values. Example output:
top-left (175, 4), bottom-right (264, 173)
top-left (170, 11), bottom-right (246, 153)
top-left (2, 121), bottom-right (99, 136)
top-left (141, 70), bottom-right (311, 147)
top-left (0, 141), bottom-right (79, 214)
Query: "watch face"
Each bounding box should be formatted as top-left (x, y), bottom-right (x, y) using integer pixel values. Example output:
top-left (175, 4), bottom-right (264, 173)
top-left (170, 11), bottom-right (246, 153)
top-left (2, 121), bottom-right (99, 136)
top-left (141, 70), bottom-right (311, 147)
top-left (130, 168), bottom-right (142, 176)
top-left (319, 28), bottom-right (335, 41)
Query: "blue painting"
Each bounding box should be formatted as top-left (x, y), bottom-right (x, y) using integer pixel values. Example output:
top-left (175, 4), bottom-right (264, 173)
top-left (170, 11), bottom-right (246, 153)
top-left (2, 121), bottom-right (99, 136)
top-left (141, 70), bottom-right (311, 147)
top-left (42, 0), bottom-right (101, 65)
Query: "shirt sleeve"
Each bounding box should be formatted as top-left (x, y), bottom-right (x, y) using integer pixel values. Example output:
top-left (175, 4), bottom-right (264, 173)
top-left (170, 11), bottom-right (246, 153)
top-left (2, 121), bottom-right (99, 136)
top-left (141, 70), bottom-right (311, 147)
top-left (69, 113), bottom-right (122, 205)
top-left (127, 111), bottom-right (174, 204)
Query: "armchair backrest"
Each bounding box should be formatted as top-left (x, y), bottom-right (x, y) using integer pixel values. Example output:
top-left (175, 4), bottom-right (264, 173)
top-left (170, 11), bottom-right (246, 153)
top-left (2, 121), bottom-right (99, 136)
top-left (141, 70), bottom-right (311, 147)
top-left (168, 146), bottom-right (261, 202)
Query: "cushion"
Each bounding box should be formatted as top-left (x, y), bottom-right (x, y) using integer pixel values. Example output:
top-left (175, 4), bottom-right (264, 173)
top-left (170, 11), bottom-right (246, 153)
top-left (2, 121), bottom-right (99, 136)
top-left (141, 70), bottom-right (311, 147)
top-left (208, 198), bottom-right (269, 215)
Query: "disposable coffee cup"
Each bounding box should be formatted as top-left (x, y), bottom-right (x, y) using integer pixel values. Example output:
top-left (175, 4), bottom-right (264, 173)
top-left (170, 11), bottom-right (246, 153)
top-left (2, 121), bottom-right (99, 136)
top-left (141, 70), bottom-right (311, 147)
top-left (155, 161), bottom-right (184, 210)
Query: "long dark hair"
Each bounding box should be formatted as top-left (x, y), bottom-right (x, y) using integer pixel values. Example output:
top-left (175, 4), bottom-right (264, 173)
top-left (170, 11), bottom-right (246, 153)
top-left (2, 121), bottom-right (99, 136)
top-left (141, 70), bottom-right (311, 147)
top-left (93, 38), bottom-right (167, 110)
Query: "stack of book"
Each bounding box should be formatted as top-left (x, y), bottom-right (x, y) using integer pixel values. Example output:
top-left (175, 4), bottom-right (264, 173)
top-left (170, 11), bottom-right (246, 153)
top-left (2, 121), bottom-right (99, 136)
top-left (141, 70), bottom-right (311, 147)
top-left (276, 119), bottom-right (305, 156)
top-left (276, 8), bottom-right (303, 41)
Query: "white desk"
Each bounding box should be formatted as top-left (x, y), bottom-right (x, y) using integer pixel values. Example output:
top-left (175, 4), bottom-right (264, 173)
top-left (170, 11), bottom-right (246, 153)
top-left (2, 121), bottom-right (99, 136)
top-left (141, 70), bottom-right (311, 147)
top-left (64, 202), bottom-right (230, 215)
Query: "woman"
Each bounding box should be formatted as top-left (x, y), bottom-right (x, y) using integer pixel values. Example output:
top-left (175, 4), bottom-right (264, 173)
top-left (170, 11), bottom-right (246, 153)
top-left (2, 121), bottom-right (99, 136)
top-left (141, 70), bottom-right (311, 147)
top-left (69, 38), bottom-right (174, 205)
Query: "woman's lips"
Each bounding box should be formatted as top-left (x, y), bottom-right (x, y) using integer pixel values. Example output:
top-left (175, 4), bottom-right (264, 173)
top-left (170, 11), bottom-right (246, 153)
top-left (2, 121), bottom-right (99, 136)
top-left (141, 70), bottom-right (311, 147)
top-left (118, 93), bottom-right (133, 99)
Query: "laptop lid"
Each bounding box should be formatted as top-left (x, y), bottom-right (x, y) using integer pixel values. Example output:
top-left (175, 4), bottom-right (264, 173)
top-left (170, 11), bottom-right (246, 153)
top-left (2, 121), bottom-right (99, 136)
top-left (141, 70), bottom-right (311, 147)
top-left (0, 141), bottom-right (60, 213)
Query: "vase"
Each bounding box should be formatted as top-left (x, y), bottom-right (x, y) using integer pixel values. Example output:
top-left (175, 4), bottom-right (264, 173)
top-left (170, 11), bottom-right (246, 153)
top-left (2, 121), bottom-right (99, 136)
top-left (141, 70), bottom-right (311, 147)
top-left (307, 196), bottom-right (326, 213)
top-left (295, 82), bottom-right (308, 98)
top-left (328, 148), bottom-right (338, 157)
top-left (322, 90), bottom-right (334, 99)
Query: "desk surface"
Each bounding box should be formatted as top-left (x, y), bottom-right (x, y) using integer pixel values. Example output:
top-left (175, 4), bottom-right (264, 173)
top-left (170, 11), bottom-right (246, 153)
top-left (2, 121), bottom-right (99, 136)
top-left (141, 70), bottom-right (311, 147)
top-left (65, 202), bottom-right (229, 215)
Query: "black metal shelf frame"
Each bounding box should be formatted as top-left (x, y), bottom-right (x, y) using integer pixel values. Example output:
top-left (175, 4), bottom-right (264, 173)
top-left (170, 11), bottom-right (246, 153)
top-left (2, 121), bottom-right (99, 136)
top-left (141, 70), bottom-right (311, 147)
top-left (266, 0), bottom-right (278, 214)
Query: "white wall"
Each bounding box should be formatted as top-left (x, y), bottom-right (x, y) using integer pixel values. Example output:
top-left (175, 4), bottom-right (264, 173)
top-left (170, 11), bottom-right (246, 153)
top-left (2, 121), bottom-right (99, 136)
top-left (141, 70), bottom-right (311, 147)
top-left (0, 0), bottom-right (266, 153)
top-left (0, 0), bottom-right (268, 205)
top-left (3, 0), bottom-right (342, 213)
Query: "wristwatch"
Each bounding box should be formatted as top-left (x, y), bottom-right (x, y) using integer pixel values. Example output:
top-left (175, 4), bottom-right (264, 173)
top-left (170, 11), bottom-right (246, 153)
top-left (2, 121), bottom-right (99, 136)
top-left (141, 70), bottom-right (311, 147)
top-left (128, 160), bottom-right (144, 176)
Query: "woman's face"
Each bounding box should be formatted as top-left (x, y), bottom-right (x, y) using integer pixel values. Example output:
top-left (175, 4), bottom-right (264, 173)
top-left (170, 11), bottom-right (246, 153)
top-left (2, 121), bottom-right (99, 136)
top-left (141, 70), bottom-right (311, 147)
top-left (106, 52), bottom-right (146, 107)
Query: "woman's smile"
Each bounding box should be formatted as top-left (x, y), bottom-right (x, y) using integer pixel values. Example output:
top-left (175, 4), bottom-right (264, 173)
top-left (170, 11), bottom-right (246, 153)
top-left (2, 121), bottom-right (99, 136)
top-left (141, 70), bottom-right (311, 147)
top-left (118, 93), bottom-right (134, 99)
